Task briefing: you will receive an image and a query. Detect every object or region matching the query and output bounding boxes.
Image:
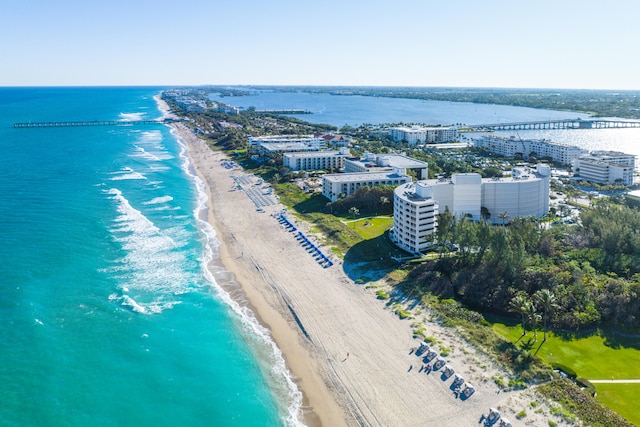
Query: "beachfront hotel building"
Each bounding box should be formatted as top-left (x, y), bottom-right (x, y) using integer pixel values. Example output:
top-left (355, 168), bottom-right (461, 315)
top-left (474, 136), bottom-right (587, 165)
top-left (389, 126), bottom-right (459, 145)
top-left (283, 147), bottom-right (352, 172)
top-left (322, 168), bottom-right (412, 202)
top-left (572, 150), bottom-right (636, 186)
top-left (390, 164), bottom-right (551, 254)
top-left (344, 152), bottom-right (429, 179)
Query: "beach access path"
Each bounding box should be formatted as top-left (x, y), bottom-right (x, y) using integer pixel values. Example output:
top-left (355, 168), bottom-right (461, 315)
top-left (171, 121), bottom-right (557, 427)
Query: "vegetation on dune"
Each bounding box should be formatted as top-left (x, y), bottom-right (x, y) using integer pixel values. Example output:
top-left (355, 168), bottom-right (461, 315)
top-left (538, 379), bottom-right (634, 427)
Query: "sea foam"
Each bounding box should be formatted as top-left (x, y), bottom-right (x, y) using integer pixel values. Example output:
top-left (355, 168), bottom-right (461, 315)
top-left (109, 167), bottom-right (147, 181)
top-left (105, 187), bottom-right (195, 315)
top-left (119, 112), bottom-right (145, 121)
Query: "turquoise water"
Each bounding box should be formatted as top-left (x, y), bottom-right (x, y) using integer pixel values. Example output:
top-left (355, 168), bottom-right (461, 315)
top-left (0, 88), bottom-right (296, 426)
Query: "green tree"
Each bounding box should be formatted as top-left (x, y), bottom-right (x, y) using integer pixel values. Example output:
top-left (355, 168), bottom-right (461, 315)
top-left (527, 302), bottom-right (541, 342)
top-left (498, 211), bottom-right (509, 225)
top-left (379, 196), bottom-right (390, 212)
top-left (534, 289), bottom-right (559, 342)
top-left (510, 293), bottom-right (531, 336)
top-left (349, 206), bottom-right (360, 220)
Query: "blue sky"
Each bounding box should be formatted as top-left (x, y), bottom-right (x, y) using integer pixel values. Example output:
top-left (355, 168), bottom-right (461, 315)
top-left (2, 0), bottom-right (639, 89)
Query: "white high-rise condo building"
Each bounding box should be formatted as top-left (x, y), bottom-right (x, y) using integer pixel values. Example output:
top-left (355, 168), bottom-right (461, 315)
top-left (390, 181), bottom-right (439, 254)
top-left (391, 164), bottom-right (551, 254)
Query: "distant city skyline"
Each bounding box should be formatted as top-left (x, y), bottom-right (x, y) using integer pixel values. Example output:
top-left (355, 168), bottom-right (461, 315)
top-left (2, 0), bottom-right (640, 90)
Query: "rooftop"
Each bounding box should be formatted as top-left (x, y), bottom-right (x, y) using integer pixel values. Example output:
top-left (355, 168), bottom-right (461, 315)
top-left (348, 154), bottom-right (428, 169)
top-left (284, 150), bottom-right (347, 158)
top-left (323, 171), bottom-right (408, 182)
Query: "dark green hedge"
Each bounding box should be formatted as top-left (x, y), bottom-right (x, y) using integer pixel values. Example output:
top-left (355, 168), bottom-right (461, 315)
top-left (551, 363), bottom-right (577, 379)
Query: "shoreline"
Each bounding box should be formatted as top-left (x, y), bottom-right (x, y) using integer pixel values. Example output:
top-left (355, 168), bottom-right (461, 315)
top-left (171, 122), bottom-right (338, 426)
top-left (158, 97), bottom-right (561, 427)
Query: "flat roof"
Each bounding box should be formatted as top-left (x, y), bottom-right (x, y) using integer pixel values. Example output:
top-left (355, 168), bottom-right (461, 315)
top-left (259, 142), bottom-right (319, 152)
top-left (323, 171), bottom-right (409, 182)
top-left (347, 154), bottom-right (428, 169)
top-left (250, 135), bottom-right (320, 141)
top-left (284, 151), bottom-right (345, 158)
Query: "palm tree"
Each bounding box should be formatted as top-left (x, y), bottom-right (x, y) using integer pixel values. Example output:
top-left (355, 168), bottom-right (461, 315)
top-left (348, 207), bottom-right (360, 228)
top-left (509, 293), bottom-right (531, 336)
top-left (379, 196), bottom-right (390, 213)
top-left (534, 289), bottom-right (559, 342)
top-left (498, 211), bottom-right (509, 225)
top-left (527, 303), bottom-right (542, 342)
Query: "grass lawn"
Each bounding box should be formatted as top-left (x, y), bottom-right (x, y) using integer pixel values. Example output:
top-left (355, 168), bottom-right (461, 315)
top-left (594, 383), bottom-right (640, 426)
top-left (491, 319), bottom-right (640, 424)
top-left (491, 322), bottom-right (640, 379)
top-left (349, 216), bottom-right (394, 239)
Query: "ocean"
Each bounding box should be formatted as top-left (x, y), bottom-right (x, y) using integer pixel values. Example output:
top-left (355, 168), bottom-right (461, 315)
top-left (0, 87), bottom-right (299, 427)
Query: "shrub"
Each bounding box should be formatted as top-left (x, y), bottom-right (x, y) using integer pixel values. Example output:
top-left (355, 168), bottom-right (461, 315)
top-left (551, 363), bottom-right (577, 379)
top-left (392, 303), bottom-right (412, 319)
top-left (508, 378), bottom-right (527, 390)
top-left (539, 379), bottom-right (632, 426)
top-left (375, 289), bottom-right (390, 299)
top-left (515, 409), bottom-right (527, 419)
top-left (439, 346), bottom-right (451, 357)
top-left (575, 377), bottom-right (596, 396)
top-left (413, 327), bottom-right (427, 340)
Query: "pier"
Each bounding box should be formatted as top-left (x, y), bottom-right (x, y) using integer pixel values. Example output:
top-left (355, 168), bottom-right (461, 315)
top-left (468, 118), bottom-right (640, 131)
top-left (13, 118), bottom-right (179, 128)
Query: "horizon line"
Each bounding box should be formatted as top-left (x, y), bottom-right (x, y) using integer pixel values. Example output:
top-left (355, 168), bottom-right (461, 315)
top-left (2, 84), bottom-right (640, 92)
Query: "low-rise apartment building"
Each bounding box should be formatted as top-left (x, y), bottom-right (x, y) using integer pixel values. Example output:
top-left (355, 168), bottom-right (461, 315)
top-left (474, 136), bottom-right (587, 165)
top-left (283, 147), bottom-right (351, 172)
top-left (389, 126), bottom-right (458, 145)
top-left (572, 150), bottom-right (636, 186)
top-left (322, 168), bottom-right (412, 202)
top-left (344, 152), bottom-right (428, 179)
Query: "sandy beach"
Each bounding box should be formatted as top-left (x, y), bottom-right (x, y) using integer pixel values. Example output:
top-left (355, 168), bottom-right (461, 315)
top-left (166, 115), bottom-right (562, 426)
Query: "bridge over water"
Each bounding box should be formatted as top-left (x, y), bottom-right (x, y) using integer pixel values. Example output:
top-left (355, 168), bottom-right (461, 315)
top-left (468, 118), bottom-right (640, 131)
top-left (13, 118), bottom-right (180, 128)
